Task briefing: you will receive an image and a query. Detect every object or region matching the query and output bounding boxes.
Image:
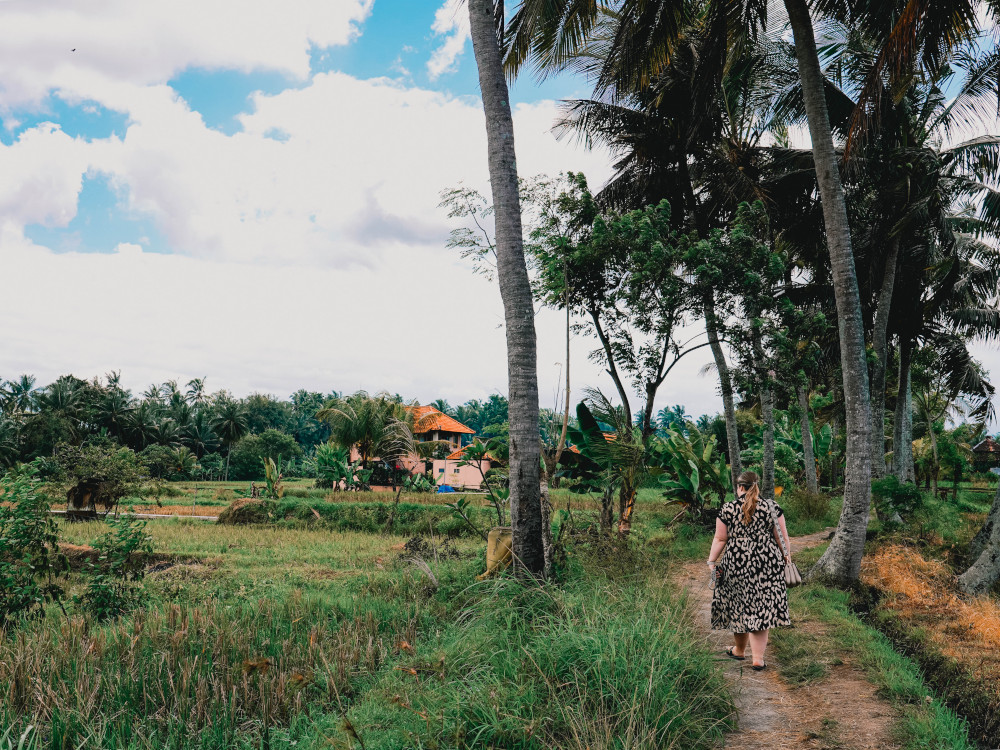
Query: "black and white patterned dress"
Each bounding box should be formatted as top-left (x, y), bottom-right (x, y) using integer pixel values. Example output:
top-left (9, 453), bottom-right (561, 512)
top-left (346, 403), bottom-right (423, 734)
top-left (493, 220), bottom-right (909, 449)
top-left (711, 497), bottom-right (791, 633)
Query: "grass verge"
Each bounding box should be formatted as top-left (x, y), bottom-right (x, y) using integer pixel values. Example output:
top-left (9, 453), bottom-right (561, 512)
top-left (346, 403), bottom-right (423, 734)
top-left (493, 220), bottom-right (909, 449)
top-left (769, 544), bottom-right (977, 750)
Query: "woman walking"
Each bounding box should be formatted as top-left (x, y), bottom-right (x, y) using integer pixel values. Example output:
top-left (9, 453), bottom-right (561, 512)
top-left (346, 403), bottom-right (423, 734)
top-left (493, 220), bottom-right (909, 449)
top-left (707, 470), bottom-right (791, 670)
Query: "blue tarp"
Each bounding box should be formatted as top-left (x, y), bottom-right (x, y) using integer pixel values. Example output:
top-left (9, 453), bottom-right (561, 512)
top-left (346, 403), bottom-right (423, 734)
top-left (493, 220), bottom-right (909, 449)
top-left (437, 485), bottom-right (456, 493)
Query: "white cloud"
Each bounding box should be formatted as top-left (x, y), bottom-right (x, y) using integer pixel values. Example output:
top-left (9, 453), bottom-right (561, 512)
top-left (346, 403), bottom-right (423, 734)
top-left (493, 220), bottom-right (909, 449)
top-left (0, 0), bottom-right (374, 109)
top-left (427, 0), bottom-right (470, 80)
top-left (0, 72), bottom-right (612, 267)
top-left (0, 223), bottom-right (722, 415)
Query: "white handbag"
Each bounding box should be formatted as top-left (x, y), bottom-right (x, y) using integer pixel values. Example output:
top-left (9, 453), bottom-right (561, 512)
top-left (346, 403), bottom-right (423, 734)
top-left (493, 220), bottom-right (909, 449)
top-left (771, 502), bottom-right (802, 587)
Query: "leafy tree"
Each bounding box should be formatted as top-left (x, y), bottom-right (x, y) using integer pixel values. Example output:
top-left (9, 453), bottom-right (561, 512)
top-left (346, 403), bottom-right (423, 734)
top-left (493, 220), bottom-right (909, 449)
top-left (227, 430), bottom-right (302, 482)
top-left (54, 442), bottom-right (145, 516)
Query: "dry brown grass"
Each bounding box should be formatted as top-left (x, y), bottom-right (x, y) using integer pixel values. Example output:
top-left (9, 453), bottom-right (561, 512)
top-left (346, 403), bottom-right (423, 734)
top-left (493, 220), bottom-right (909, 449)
top-left (860, 545), bottom-right (1000, 683)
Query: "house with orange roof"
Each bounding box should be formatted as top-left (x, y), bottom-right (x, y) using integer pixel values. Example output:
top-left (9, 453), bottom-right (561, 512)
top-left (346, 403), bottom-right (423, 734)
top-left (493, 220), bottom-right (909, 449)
top-left (400, 406), bottom-right (496, 489)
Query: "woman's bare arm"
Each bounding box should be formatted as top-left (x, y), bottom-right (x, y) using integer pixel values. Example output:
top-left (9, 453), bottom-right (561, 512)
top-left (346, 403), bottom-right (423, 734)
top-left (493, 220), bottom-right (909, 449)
top-left (708, 517), bottom-right (728, 567)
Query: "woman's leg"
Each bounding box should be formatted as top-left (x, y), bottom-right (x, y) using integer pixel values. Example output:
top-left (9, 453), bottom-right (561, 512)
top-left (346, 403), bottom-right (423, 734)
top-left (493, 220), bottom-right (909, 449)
top-left (748, 629), bottom-right (769, 667)
top-left (732, 631), bottom-right (749, 657)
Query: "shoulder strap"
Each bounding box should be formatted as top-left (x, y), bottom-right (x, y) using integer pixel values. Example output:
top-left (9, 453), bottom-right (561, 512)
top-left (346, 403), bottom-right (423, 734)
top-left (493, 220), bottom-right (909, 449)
top-left (769, 500), bottom-right (790, 558)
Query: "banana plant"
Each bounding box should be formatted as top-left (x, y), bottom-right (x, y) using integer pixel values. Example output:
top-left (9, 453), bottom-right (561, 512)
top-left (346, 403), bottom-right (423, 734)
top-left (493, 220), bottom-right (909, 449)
top-left (262, 456), bottom-right (284, 500)
top-left (650, 423), bottom-right (729, 517)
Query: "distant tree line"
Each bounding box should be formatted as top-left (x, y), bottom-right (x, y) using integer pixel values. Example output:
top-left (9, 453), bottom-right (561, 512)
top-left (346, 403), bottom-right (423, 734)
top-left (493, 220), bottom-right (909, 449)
top-left (0, 374), bottom-right (510, 482)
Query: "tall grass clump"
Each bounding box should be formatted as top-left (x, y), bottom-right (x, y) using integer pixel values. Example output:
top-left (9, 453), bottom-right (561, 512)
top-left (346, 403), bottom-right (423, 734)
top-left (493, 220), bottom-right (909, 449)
top-left (336, 574), bottom-right (734, 749)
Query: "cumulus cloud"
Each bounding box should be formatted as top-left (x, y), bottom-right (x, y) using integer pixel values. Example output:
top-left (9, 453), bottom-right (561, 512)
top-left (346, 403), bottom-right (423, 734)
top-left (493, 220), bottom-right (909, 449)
top-left (0, 0), bottom-right (374, 109)
top-left (427, 0), bottom-right (470, 80)
top-left (0, 0), bottom-right (730, 416)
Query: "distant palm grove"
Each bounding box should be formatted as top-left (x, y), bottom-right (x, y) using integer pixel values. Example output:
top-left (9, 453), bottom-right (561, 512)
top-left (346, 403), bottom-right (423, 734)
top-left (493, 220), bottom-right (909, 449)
top-left (0, 374), bottom-right (511, 482)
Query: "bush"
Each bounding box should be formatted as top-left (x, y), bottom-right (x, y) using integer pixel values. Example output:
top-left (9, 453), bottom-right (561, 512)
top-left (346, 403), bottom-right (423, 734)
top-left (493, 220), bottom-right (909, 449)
top-left (871, 476), bottom-right (924, 521)
top-left (0, 468), bottom-right (66, 629)
top-left (79, 517), bottom-right (153, 621)
top-left (782, 487), bottom-right (831, 521)
top-left (217, 498), bottom-right (276, 525)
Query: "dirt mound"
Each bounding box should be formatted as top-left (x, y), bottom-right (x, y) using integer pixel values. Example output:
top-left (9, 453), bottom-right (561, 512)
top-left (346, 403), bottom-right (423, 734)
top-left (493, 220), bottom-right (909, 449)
top-left (59, 543), bottom-right (100, 567)
top-left (216, 498), bottom-right (276, 525)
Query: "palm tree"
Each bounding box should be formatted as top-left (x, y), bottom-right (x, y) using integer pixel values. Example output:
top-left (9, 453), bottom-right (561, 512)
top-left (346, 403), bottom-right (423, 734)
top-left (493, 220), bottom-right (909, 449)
top-left (125, 401), bottom-right (160, 450)
top-left (504, 0), bottom-right (999, 582)
top-left (213, 400), bottom-right (250, 481)
top-left (186, 377), bottom-right (208, 406)
top-left (467, 0), bottom-right (545, 577)
top-left (95, 386), bottom-right (135, 443)
top-left (182, 410), bottom-right (220, 457)
top-left (316, 391), bottom-right (415, 469)
top-left (1, 374), bottom-right (37, 416)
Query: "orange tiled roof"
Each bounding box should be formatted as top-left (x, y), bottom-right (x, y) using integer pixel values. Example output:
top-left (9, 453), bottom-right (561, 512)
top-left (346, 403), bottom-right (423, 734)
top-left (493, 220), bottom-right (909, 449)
top-left (409, 405), bottom-right (475, 436)
top-left (446, 446), bottom-right (497, 461)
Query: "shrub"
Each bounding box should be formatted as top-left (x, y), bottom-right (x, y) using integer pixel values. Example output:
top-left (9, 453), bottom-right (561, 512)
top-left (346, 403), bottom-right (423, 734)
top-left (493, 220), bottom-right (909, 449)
top-left (0, 468), bottom-right (66, 629)
top-left (79, 517), bottom-right (153, 621)
top-left (782, 487), bottom-right (831, 521)
top-left (871, 476), bottom-right (924, 522)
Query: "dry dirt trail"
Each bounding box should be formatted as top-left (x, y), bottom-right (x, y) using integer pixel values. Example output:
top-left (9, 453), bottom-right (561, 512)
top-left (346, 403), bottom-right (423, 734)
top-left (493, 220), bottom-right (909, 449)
top-left (678, 528), bottom-right (901, 750)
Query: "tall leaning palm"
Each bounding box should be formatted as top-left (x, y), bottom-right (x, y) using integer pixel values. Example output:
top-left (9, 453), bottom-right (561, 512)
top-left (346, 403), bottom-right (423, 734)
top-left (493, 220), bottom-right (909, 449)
top-left (466, 0), bottom-right (545, 578)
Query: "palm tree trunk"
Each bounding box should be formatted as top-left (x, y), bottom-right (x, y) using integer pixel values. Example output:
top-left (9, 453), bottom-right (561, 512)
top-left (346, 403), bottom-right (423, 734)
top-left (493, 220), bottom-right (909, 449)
top-left (893, 338), bottom-right (915, 481)
top-left (871, 238), bottom-right (900, 479)
top-left (704, 292), bottom-right (742, 487)
top-left (762, 385), bottom-right (776, 499)
top-left (798, 383), bottom-right (819, 493)
top-left (225, 443), bottom-right (232, 482)
top-left (958, 481), bottom-right (1000, 595)
top-left (785, 0), bottom-right (872, 584)
top-left (468, 0), bottom-right (545, 578)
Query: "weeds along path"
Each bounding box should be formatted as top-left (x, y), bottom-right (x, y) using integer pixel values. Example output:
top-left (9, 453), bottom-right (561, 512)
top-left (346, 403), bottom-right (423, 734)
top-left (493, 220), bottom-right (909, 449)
top-left (678, 528), bottom-right (901, 750)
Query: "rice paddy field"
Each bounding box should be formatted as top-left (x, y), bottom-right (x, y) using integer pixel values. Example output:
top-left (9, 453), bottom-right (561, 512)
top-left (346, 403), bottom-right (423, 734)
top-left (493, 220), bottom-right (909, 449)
top-left (3, 480), bottom-right (997, 749)
top-left (0, 484), bottom-right (736, 750)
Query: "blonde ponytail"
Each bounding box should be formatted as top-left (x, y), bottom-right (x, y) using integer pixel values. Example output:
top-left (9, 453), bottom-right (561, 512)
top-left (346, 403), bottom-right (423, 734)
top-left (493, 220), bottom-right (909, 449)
top-left (737, 470), bottom-right (761, 525)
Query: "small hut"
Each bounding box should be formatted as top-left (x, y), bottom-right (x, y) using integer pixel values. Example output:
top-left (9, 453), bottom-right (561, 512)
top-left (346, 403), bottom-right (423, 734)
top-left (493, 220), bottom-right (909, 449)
top-left (972, 437), bottom-right (1000, 472)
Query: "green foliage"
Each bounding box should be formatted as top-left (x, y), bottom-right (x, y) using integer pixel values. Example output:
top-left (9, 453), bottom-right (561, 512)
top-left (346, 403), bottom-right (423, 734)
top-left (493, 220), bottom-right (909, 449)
top-left (314, 442), bottom-right (351, 489)
top-left (79, 517), bottom-right (153, 621)
top-left (651, 424), bottom-right (729, 515)
top-left (278, 498), bottom-right (491, 537)
top-left (871, 476), bottom-right (925, 521)
top-left (262, 457), bottom-right (284, 500)
top-left (227, 429), bottom-right (302, 481)
top-left (0, 468), bottom-right (66, 629)
top-left (403, 473), bottom-right (437, 493)
top-left (54, 442), bottom-right (145, 512)
top-left (781, 487), bottom-right (832, 522)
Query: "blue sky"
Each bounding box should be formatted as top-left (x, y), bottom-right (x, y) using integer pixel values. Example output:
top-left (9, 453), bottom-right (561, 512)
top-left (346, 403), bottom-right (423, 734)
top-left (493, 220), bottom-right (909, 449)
top-left (9, 0), bottom-right (589, 259)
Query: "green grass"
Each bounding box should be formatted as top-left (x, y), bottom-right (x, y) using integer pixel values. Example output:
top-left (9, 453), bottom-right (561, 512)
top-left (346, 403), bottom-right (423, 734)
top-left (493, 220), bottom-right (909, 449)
top-left (3, 514), bottom-right (736, 750)
top-left (769, 569), bottom-right (976, 750)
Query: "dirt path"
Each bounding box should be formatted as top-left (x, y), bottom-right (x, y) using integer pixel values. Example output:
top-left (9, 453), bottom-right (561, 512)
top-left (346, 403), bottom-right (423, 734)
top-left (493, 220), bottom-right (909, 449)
top-left (679, 529), bottom-right (901, 750)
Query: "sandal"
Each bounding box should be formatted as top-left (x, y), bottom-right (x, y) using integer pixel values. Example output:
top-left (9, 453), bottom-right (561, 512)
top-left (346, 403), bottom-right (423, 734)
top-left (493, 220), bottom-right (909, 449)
top-left (725, 648), bottom-right (746, 661)
top-left (751, 662), bottom-right (767, 671)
